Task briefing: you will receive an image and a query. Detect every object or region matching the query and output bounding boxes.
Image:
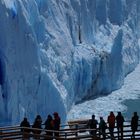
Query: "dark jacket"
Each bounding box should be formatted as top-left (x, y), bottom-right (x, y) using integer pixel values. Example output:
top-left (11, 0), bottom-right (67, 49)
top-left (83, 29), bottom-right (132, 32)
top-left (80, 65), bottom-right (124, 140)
top-left (53, 116), bottom-right (61, 130)
top-left (20, 118), bottom-right (30, 133)
top-left (45, 116), bottom-right (54, 130)
top-left (131, 115), bottom-right (139, 130)
top-left (116, 114), bottom-right (124, 128)
top-left (108, 113), bottom-right (115, 128)
top-left (88, 119), bottom-right (98, 129)
top-left (32, 116), bottom-right (42, 134)
top-left (99, 119), bottom-right (107, 131)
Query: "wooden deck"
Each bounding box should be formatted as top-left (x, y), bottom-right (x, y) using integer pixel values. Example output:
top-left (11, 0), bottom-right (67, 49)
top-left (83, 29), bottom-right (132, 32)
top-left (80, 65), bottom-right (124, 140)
top-left (0, 119), bottom-right (140, 139)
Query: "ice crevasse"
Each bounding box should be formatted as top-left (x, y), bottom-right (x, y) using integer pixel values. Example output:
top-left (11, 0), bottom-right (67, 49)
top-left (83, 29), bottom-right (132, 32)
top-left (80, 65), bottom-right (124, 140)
top-left (0, 0), bottom-right (140, 124)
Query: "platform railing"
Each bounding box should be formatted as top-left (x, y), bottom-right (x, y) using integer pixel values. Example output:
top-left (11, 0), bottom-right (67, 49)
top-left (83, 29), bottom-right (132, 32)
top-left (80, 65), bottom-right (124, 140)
top-left (0, 120), bottom-right (140, 139)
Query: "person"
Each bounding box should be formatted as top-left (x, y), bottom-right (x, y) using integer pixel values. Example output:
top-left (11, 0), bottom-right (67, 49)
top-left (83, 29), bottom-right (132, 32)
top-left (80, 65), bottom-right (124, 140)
top-left (35, 115), bottom-right (42, 125)
top-left (53, 112), bottom-right (61, 138)
top-left (131, 112), bottom-right (139, 139)
top-left (44, 114), bottom-right (54, 140)
top-left (116, 112), bottom-right (124, 140)
top-left (88, 115), bottom-right (98, 137)
top-left (107, 111), bottom-right (115, 139)
top-left (20, 117), bottom-right (30, 140)
top-left (32, 115), bottom-right (42, 139)
top-left (99, 117), bottom-right (107, 140)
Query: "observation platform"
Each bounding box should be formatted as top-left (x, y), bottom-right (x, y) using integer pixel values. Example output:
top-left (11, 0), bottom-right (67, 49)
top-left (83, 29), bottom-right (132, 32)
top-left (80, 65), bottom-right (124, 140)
top-left (0, 119), bottom-right (140, 139)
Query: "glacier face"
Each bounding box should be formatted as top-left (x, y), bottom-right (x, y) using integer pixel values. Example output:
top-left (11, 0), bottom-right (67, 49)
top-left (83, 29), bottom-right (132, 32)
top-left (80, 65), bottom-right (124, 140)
top-left (0, 0), bottom-right (139, 124)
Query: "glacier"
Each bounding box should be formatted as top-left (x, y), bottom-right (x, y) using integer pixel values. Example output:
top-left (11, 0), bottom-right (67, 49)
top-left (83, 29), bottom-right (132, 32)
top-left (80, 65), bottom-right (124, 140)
top-left (67, 62), bottom-right (140, 121)
top-left (0, 0), bottom-right (140, 125)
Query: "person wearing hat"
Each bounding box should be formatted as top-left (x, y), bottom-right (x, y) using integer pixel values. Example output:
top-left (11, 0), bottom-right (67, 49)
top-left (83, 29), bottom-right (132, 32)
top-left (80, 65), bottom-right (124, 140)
top-left (53, 112), bottom-right (61, 138)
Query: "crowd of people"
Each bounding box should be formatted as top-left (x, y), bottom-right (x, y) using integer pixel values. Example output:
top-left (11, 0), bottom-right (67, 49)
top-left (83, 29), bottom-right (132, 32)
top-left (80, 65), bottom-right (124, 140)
top-left (88, 111), bottom-right (139, 140)
top-left (20, 112), bottom-right (61, 140)
top-left (20, 111), bottom-right (139, 140)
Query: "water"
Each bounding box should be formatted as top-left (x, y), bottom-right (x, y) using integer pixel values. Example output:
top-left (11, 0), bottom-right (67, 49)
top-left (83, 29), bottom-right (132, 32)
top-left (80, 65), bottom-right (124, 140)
top-left (68, 64), bottom-right (140, 122)
top-left (123, 98), bottom-right (140, 120)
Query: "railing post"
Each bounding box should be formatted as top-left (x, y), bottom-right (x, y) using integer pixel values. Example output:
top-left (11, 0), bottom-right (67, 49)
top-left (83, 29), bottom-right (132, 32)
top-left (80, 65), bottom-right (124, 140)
top-left (75, 124), bottom-right (78, 137)
top-left (65, 132), bottom-right (67, 139)
top-left (0, 130), bottom-right (2, 139)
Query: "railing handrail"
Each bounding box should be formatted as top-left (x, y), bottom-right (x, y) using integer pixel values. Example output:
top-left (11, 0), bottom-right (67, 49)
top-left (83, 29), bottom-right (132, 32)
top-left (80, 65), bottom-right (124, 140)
top-left (0, 119), bottom-right (140, 139)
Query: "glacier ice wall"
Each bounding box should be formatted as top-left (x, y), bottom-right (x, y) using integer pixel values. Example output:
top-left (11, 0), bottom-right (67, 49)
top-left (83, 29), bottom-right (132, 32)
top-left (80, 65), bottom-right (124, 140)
top-left (0, 0), bottom-right (140, 124)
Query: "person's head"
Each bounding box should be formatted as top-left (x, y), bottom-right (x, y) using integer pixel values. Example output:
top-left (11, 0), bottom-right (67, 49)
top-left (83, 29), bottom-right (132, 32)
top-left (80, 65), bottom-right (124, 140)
top-left (48, 114), bottom-right (52, 120)
top-left (37, 115), bottom-right (41, 119)
top-left (35, 115), bottom-right (42, 122)
top-left (118, 112), bottom-right (121, 116)
top-left (24, 117), bottom-right (27, 122)
top-left (110, 111), bottom-right (114, 115)
top-left (100, 117), bottom-right (103, 120)
top-left (92, 114), bottom-right (95, 119)
top-left (53, 112), bottom-right (58, 118)
top-left (134, 112), bottom-right (137, 116)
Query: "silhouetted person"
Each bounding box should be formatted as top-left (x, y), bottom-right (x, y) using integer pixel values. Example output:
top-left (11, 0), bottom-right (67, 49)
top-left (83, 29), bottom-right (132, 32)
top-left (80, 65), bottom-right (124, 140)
top-left (116, 112), bottom-right (124, 140)
top-left (32, 115), bottom-right (42, 139)
top-left (131, 112), bottom-right (139, 139)
top-left (88, 115), bottom-right (98, 137)
top-left (20, 117), bottom-right (30, 140)
top-left (53, 112), bottom-right (61, 139)
top-left (99, 117), bottom-right (107, 140)
top-left (36, 115), bottom-right (42, 125)
top-left (108, 111), bottom-right (115, 139)
top-left (45, 114), bottom-right (54, 140)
